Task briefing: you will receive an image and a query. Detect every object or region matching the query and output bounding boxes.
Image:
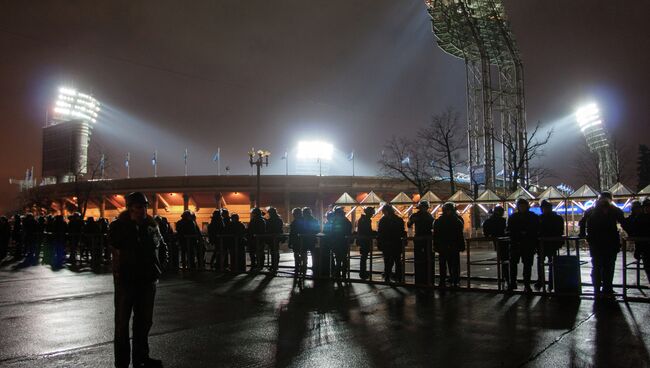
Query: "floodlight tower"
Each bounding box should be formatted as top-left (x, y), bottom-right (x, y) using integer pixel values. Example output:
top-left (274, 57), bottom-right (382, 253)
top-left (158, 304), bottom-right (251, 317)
top-left (424, 0), bottom-right (527, 191)
top-left (42, 86), bottom-right (101, 183)
top-left (575, 103), bottom-right (616, 190)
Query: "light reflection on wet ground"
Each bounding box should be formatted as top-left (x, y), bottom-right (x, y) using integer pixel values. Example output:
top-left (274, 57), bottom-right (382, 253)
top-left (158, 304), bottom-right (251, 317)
top-left (0, 262), bottom-right (649, 367)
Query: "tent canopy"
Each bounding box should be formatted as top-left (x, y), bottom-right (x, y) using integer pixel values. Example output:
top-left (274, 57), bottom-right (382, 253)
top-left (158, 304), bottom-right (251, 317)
top-left (536, 186), bottom-right (566, 201)
top-left (419, 191), bottom-right (443, 204)
top-left (360, 191), bottom-right (383, 205)
top-left (608, 182), bottom-right (635, 197)
top-left (476, 189), bottom-right (502, 203)
top-left (568, 184), bottom-right (600, 200)
top-left (507, 186), bottom-right (535, 201)
top-left (638, 184), bottom-right (650, 195)
top-left (448, 190), bottom-right (473, 203)
top-left (334, 192), bottom-right (358, 205)
top-left (390, 192), bottom-right (414, 205)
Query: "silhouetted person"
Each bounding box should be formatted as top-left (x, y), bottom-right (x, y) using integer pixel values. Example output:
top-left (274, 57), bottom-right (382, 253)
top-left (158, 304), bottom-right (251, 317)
top-left (109, 192), bottom-right (167, 368)
top-left (356, 207), bottom-right (376, 280)
top-left (266, 207), bottom-right (284, 272)
top-left (483, 206), bottom-right (508, 286)
top-left (247, 207), bottom-right (267, 270)
top-left (208, 210), bottom-right (225, 270)
top-left (85, 217), bottom-right (102, 269)
top-left (0, 216), bottom-right (10, 260)
top-left (22, 213), bottom-right (39, 265)
top-left (507, 198), bottom-right (540, 292)
top-left (289, 208), bottom-right (305, 275)
top-left (377, 205), bottom-right (405, 283)
top-left (583, 192), bottom-right (628, 296)
top-left (67, 212), bottom-right (84, 265)
top-left (330, 207), bottom-right (352, 281)
top-left (176, 211), bottom-right (200, 269)
top-left (36, 216), bottom-right (46, 264)
top-left (434, 202), bottom-right (465, 288)
top-left (629, 199), bottom-right (650, 282)
top-left (301, 207), bottom-right (320, 276)
top-left (408, 200), bottom-right (434, 286)
top-left (11, 214), bottom-right (23, 258)
top-left (51, 215), bottom-right (67, 268)
top-left (225, 213), bottom-right (247, 273)
top-left (536, 200), bottom-right (564, 291)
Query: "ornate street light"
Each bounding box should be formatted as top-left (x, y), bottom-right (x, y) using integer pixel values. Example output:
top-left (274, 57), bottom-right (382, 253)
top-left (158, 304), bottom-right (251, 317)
top-left (248, 148), bottom-right (270, 207)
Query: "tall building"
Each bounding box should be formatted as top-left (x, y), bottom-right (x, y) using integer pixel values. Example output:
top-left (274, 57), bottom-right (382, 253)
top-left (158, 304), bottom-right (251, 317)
top-left (41, 87), bottom-right (100, 183)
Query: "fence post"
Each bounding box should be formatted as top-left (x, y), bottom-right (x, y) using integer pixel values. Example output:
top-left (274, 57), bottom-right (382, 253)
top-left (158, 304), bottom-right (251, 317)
top-left (466, 239), bottom-right (471, 289)
top-left (369, 237), bottom-right (374, 283)
top-left (622, 238), bottom-right (627, 300)
top-left (426, 236), bottom-right (432, 287)
top-left (495, 238), bottom-right (502, 291)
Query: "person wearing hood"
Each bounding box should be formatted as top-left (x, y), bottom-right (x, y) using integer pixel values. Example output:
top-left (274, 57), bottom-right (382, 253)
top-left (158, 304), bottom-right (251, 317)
top-left (109, 192), bottom-right (167, 368)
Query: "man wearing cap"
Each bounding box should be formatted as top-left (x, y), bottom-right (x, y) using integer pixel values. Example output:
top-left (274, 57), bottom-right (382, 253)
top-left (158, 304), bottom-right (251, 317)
top-left (109, 192), bottom-right (167, 368)
top-left (378, 205), bottom-right (406, 283)
top-left (408, 200), bottom-right (434, 286)
top-left (583, 192), bottom-right (628, 296)
top-left (507, 198), bottom-right (540, 292)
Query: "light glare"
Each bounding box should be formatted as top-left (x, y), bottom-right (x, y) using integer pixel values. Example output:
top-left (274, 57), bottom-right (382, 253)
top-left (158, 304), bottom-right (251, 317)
top-left (297, 141), bottom-right (334, 161)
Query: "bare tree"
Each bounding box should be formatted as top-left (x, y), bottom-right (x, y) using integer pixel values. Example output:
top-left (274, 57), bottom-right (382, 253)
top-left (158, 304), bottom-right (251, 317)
top-left (419, 107), bottom-right (466, 194)
top-left (71, 152), bottom-right (111, 218)
top-left (378, 136), bottom-right (438, 196)
top-left (496, 121), bottom-right (553, 191)
top-left (610, 135), bottom-right (633, 184)
top-left (573, 140), bottom-right (601, 189)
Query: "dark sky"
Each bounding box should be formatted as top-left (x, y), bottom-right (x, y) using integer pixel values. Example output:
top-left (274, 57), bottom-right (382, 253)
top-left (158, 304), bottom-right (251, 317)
top-left (1, 0), bottom-right (648, 212)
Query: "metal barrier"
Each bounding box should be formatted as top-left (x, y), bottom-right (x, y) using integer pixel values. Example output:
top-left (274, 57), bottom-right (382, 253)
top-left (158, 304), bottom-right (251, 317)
top-left (621, 237), bottom-right (650, 301)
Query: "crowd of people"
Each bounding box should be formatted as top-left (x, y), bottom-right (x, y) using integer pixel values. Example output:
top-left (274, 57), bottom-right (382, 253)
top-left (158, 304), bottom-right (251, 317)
top-left (1, 191), bottom-right (648, 295)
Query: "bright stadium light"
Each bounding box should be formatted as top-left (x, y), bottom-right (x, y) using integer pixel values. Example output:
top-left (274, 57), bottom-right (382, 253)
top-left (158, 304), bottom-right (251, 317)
top-left (575, 103), bottom-right (601, 132)
top-left (51, 86), bottom-right (101, 124)
top-left (296, 141), bottom-right (334, 161)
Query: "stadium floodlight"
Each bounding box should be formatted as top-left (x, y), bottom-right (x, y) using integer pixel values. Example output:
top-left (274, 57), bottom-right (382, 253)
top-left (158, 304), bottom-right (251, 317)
top-left (575, 103), bottom-right (601, 132)
top-left (51, 86), bottom-right (101, 124)
top-left (296, 141), bottom-right (334, 161)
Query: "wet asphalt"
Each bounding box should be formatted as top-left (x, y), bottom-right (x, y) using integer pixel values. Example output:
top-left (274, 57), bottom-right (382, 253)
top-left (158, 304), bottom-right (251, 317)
top-left (1, 260), bottom-right (649, 368)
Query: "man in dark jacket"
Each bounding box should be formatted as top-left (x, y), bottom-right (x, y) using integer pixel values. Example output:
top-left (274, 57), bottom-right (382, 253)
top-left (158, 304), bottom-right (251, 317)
top-left (109, 192), bottom-right (167, 368)
top-left (408, 200), bottom-right (434, 286)
top-left (378, 205), bottom-right (406, 283)
top-left (536, 200), bottom-right (564, 291)
top-left (289, 208), bottom-right (305, 275)
top-left (483, 206), bottom-right (508, 286)
top-left (22, 213), bottom-right (40, 265)
top-left (301, 207), bottom-right (321, 276)
top-left (208, 210), bottom-right (225, 270)
top-left (176, 211), bottom-right (200, 270)
top-left (356, 207), bottom-right (376, 280)
top-left (225, 213), bottom-right (247, 272)
top-left (247, 207), bottom-right (267, 270)
top-left (11, 214), bottom-right (23, 258)
top-left (629, 199), bottom-right (650, 282)
top-left (330, 207), bottom-right (352, 280)
top-left (583, 192), bottom-right (627, 296)
top-left (266, 207), bottom-right (285, 272)
top-left (507, 198), bottom-right (540, 292)
top-left (67, 212), bottom-right (84, 265)
top-left (434, 202), bottom-right (465, 288)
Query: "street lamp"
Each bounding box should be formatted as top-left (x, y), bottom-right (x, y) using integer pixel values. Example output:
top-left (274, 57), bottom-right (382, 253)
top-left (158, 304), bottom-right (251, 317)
top-left (248, 148), bottom-right (270, 207)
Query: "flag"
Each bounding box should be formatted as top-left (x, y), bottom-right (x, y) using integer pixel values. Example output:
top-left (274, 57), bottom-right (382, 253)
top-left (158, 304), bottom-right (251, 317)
top-left (184, 148), bottom-right (188, 164)
top-left (100, 154), bottom-right (105, 170)
top-left (125, 153), bottom-right (130, 168)
top-left (347, 151), bottom-right (354, 161)
top-left (401, 156), bottom-right (410, 165)
top-left (212, 147), bottom-right (220, 162)
top-left (281, 151), bottom-right (288, 160)
top-left (151, 151), bottom-right (157, 166)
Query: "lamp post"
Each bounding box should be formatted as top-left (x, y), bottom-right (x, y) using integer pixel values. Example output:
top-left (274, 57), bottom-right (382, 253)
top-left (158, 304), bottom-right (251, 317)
top-left (248, 148), bottom-right (270, 207)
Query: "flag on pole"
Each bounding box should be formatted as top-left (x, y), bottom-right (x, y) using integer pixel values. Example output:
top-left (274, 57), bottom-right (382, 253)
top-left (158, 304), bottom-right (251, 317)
top-left (212, 148), bottom-right (220, 162)
top-left (125, 152), bottom-right (130, 168)
top-left (151, 151), bottom-right (157, 166)
top-left (347, 151), bottom-right (354, 161)
top-left (281, 151), bottom-right (288, 160)
top-left (401, 156), bottom-right (410, 165)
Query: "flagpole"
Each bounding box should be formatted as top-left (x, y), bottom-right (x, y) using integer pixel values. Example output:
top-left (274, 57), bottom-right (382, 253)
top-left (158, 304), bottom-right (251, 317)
top-left (184, 148), bottom-right (188, 176)
top-left (217, 147), bottom-right (221, 176)
top-left (154, 150), bottom-right (158, 178)
top-left (352, 155), bottom-right (355, 177)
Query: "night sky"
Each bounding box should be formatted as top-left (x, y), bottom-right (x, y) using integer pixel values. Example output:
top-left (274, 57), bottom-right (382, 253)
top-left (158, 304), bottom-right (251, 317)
top-left (1, 0), bottom-right (648, 212)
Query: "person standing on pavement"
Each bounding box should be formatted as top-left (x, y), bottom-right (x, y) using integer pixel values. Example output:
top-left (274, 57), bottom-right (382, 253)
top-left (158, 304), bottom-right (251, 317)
top-left (407, 200), bottom-right (434, 286)
top-left (11, 214), bottom-right (23, 258)
top-left (507, 198), bottom-right (540, 293)
top-left (483, 206), bottom-right (508, 287)
top-left (289, 208), bottom-right (305, 275)
top-left (582, 192), bottom-right (628, 297)
top-left (330, 207), bottom-right (352, 281)
top-left (629, 199), bottom-right (650, 283)
top-left (208, 210), bottom-right (225, 270)
top-left (109, 192), bottom-right (167, 368)
top-left (535, 200), bottom-right (564, 291)
top-left (247, 208), bottom-right (267, 270)
top-left (356, 207), bottom-right (376, 280)
top-left (433, 202), bottom-right (465, 288)
top-left (0, 216), bottom-right (10, 260)
top-left (377, 205), bottom-right (406, 283)
top-left (266, 207), bottom-right (285, 272)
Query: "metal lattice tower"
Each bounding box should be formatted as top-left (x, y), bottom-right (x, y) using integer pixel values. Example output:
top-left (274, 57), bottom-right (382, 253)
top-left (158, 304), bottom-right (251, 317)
top-left (424, 0), bottom-right (527, 191)
top-left (576, 103), bottom-right (617, 190)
